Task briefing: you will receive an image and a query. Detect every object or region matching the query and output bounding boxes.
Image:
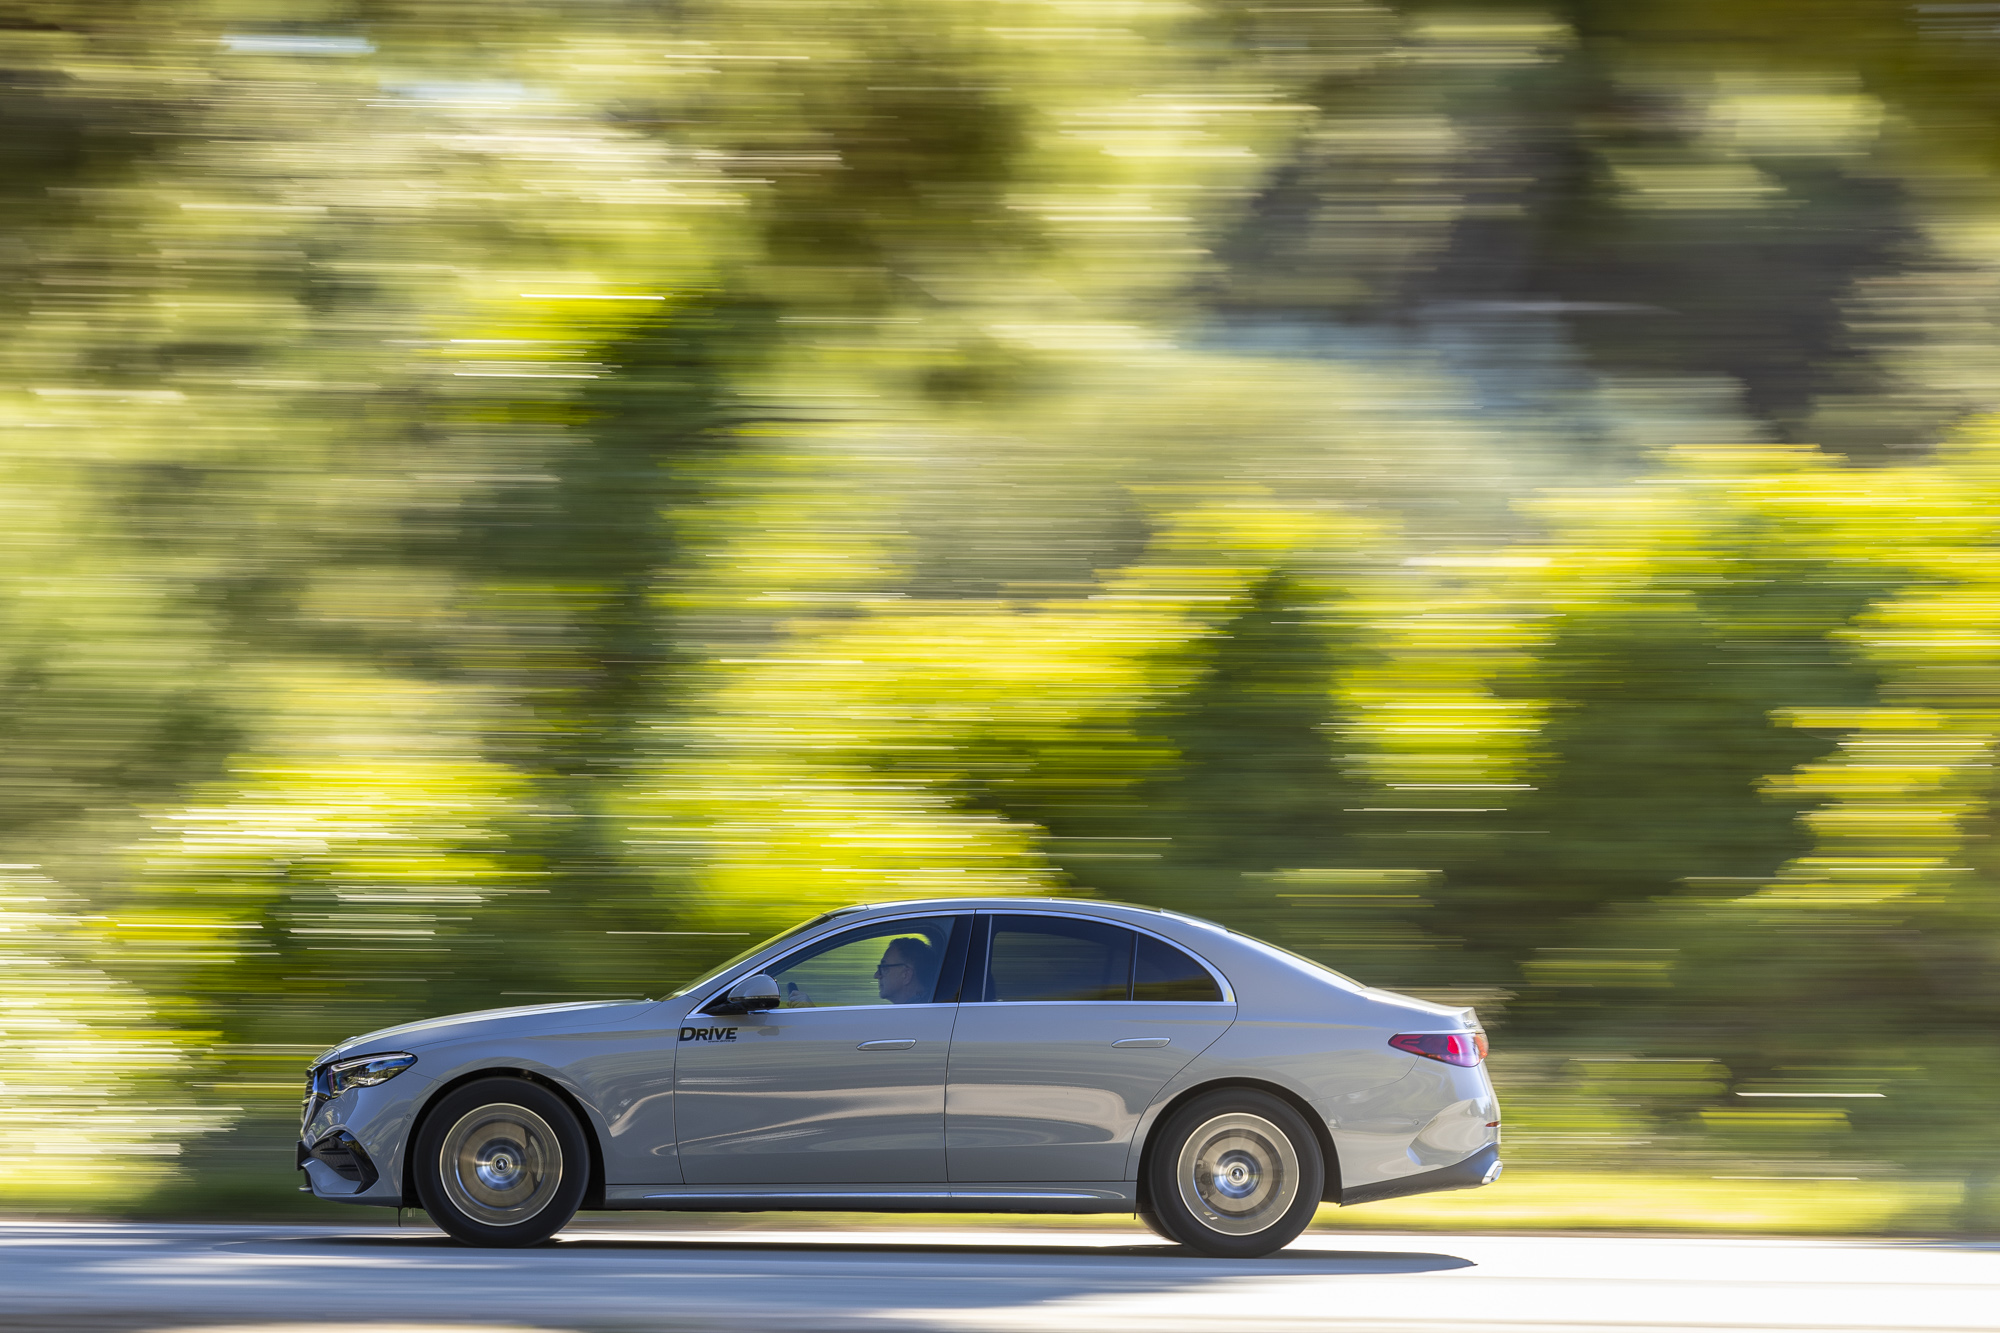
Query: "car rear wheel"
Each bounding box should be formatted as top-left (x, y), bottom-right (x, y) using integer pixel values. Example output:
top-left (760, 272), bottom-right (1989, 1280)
top-left (1142, 1088), bottom-right (1324, 1258)
top-left (413, 1077), bottom-right (588, 1247)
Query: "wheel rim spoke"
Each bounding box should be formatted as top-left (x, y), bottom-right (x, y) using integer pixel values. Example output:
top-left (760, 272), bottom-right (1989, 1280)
top-left (1175, 1112), bottom-right (1299, 1237)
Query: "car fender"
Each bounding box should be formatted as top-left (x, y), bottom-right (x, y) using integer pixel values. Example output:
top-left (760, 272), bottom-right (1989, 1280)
top-left (395, 1046), bottom-right (629, 1195)
top-left (1124, 1019), bottom-right (1424, 1188)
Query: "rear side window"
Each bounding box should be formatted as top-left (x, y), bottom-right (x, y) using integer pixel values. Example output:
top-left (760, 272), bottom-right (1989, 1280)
top-left (980, 916), bottom-right (1225, 1003)
top-left (1134, 933), bottom-right (1223, 1002)
top-left (986, 916), bottom-right (1132, 1002)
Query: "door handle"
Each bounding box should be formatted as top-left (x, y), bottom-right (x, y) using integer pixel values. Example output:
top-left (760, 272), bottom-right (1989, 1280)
top-left (857, 1039), bottom-right (917, 1051)
top-left (1112, 1037), bottom-right (1170, 1048)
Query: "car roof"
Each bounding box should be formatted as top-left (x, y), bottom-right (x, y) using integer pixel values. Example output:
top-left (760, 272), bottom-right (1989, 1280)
top-left (839, 896), bottom-right (1224, 930)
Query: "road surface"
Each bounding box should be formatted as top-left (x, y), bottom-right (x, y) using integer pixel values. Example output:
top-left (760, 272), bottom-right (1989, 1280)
top-left (0, 1221), bottom-right (1993, 1332)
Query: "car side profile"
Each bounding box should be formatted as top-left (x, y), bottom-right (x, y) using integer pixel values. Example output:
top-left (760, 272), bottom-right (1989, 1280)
top-left (297, 897), bottom-right (1501, 1257)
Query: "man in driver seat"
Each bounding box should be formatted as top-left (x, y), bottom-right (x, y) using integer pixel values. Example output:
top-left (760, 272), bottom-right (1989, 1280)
top-left (875, 936), bottom-right (939, 1004)
top-left (782, 933), bottom-right (942, 1008)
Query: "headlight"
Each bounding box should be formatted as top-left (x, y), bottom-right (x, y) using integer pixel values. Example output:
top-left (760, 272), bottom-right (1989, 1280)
top-left (322, 1051), bottom-right (417, 1095)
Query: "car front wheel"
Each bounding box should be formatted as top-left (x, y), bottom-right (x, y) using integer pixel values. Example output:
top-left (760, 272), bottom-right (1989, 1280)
top-left (1141, 1088), bottom-right (1324, 1258)
top-left (413, 1077), bottom-right (589, 1247)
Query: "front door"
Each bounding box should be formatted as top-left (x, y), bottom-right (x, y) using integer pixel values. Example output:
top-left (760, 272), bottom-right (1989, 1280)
top-left (946, 913), bottom-right (1235, 1183)
top-left (674, 913), bottom-right (968, 1185)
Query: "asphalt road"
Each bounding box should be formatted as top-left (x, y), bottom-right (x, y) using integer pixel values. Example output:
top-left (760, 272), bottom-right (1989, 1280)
top-left (0, 1220), bottom-right (1994, 1333)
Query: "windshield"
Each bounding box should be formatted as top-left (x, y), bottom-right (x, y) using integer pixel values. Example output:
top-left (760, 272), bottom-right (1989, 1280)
top-left (666, 910), bottom-right (855, 998)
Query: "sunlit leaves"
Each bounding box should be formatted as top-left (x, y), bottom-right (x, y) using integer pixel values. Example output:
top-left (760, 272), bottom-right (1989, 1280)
top-left (0, 872), bottom-right (228, 1204)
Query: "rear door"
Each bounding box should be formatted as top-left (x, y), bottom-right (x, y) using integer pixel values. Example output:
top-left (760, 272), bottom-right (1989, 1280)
top-left (944, 912), bottom-right (1235, 1183)
top-left (674, 912), bottom-right (969, 1184)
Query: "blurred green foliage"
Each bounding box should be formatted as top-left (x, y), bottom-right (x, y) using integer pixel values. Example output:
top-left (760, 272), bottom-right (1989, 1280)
top-left (5, 0), bottom-right (2000, 1229)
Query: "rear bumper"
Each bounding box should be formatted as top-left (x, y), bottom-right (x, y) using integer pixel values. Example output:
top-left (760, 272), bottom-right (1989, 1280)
top-left (1339, 1142), bottom-right (1501, 1207)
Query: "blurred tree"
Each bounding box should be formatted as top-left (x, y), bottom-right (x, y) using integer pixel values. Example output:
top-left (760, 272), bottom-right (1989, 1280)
top-left (1204, 0), bottom-right (2000, 460)
top-left (1574, 435), bottom-right (2000, 1226)
top-left (1067, 567), bottom-right (1366, 907)
top-left (1466, 452), bottom-right (1889, 973)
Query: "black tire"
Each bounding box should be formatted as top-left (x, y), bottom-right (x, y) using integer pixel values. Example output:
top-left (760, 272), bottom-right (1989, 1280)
top-left (1141, 1088), bottom-right (1324, 1258)
top-left (412, 1077), bottom-right (589, 1248)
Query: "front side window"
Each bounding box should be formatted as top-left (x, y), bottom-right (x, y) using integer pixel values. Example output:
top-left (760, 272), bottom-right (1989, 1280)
top-left (766, 915), bottom-right (962, 1008)
top-left (668, 908), bottom-right (860, 998)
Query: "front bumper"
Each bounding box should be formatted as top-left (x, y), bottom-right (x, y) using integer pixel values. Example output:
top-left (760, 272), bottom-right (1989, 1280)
top-left (297, 1131), bottom-right (380, 1193)
top-left (1339, 1141), bottom-right (1502, 1206)
top-left (297, 1070), bottom-right (431, 1207)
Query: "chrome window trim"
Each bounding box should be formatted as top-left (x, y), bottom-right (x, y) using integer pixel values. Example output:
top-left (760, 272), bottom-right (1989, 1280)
top-left (956, 998), bottom-right (1233, 1006)
top-left (694, 910), bottom-right (972, 1014)
top-left (972, 908), bottom-right (1237, 1005)
top-left (708, 1000), bottom-right (959, 1016)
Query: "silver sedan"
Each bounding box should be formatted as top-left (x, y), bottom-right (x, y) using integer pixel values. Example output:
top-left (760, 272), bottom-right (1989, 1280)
top-left (297, 897), bottom-right (1501, 1257)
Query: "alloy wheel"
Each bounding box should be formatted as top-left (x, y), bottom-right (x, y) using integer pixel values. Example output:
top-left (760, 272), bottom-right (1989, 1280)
top-left (1174, 1111), bottom-right (1301, 1237)
top-left (438, 1102), bottom-right (564, 1227)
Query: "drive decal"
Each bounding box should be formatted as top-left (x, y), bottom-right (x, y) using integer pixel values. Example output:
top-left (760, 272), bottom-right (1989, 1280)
top-left (679, 1026), bottom-right (739, 1042)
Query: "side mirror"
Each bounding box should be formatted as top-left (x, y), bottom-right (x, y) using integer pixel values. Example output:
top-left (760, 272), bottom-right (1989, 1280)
top-left (713, 973), bottom-right (781, 1015)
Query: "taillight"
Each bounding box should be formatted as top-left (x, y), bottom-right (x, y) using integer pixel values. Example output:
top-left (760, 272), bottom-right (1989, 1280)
top-left (1389, 1031), bottom-right (1487, 1067)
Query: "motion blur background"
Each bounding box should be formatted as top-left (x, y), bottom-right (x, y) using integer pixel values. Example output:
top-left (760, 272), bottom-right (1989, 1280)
top-left (3, 0), bottom-right (1999, 1234)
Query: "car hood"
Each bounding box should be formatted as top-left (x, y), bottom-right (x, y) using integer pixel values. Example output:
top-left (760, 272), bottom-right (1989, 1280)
top-left (320, 999), bottom-right (658, 1061)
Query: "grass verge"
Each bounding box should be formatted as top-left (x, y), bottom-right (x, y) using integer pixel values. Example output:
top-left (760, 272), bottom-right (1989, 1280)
top-left (4, 1164), bottom-right (1968, 1238)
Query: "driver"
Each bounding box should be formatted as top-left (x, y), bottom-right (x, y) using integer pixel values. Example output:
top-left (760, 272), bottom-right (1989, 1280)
top-left (876, 936), bottom-right (940, 1004)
